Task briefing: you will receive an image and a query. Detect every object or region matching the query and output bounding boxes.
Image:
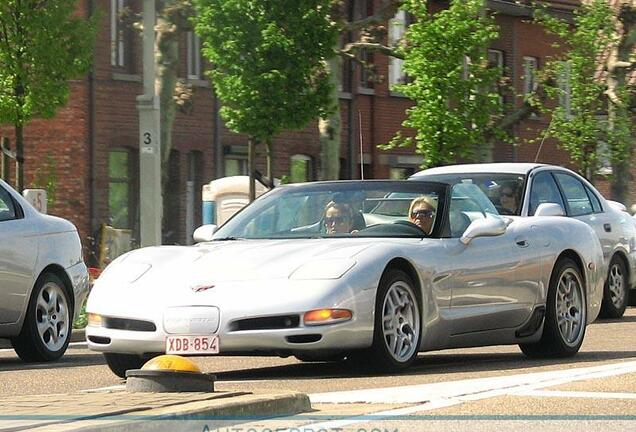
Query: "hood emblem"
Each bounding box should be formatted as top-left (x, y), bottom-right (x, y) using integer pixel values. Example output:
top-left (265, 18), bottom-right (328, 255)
top-left (191, 284), bottom-right (215, 293)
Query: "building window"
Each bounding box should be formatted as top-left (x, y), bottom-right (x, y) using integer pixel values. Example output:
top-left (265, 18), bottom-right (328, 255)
top-left (111, 0), bottom-right (135, 71)
top-left (557, 60), bottom-right (572, 117)
top-left (388, 10), bottom-right (408, 88)
top-left (338, 33), bottom-right (352, 93)
top-left (290, 154), bottom-right (313, 183)
top-left (488, 49), bottom-right (504, 103)
top-left (355, 0), bottom-right (374, 90)
top-left (187, 31), bottom-right (202, 79)
top-left (108, 150), bottom-right (132, 229)
top-left (522, 56), bottom-right (539, 95)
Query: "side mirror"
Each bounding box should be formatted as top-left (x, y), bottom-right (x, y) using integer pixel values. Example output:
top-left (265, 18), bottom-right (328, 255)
top-left (193, 224), bottom-right (218, 243)
top-left (534, 203), bottom-right (565, 217)
top-left (460, 216), bottom-right (507, 245)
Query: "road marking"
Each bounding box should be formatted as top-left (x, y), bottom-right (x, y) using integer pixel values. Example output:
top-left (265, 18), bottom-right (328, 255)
top-left (82, 384), bottom-right (125, 393)
top-left (285, 360), bottom-right (636, 432)
top-left (0, 341), bottom-right (86, 354)
top-left (310, 360), bottom-right (636, 403)
top-left (516, 390), bottom-right (636, 399)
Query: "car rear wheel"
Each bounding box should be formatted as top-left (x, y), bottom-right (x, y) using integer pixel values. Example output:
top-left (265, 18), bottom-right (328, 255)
top-left (359, 269), bottom-right (421, 371)
top-left (520, 257), bottom-right (586, 358)
top-left (599, 256), bottom-right (628, 319)
top-left (104, 353), bottom-right (151, 378)
top-left (12, 273), bottom-right (72, 362)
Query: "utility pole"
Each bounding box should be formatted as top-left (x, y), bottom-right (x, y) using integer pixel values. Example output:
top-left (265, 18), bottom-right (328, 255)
top-left (137, 0), bottom-right (162, 246)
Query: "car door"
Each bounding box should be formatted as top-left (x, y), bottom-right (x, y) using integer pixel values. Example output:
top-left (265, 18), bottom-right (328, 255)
top-left (0, 186), bottom-right (38, 324)
top-left (552, 172), bottom-right (615, 262)
top-left (443, 184), bottom-right (537, 334)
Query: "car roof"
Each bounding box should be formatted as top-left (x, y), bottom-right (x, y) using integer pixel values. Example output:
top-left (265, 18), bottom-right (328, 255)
top-left (410, 163), bottom-right (548, 177)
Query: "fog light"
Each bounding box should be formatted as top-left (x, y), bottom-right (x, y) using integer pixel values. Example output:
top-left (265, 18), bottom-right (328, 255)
top-left (304, 309), bottom-right (352, 325)
top-left (88, 313), bottom-right (103, 327)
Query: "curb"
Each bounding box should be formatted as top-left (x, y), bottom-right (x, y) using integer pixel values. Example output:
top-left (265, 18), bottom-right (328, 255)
top-left (0, 328), bottom-right (85, 350)
top-left (26, 392), bottom-right (312, 432)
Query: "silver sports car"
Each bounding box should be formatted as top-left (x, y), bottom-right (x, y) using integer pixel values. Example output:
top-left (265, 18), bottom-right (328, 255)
top-left (411, 163), bottom-right (636, 318)
top-left (86, 180), bottom-right (604, 377)
top-left (0, 179), bottom-right (89, 362)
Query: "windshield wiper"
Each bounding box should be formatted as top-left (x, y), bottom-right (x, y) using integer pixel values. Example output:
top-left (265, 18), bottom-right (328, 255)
top-left (212, 236), bottom-right (241, 241)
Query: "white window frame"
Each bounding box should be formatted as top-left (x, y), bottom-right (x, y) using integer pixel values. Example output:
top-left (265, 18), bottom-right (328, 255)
top-left (388, 10), bottom-right (407, 88)
top-left (557, 60), bottom-right (572, 118)
top-left (523, 56), bottom-right (539, 95)
top-left (187, 31), bottom-right (202, 79)
top-left (290, 154), bottom-right (313, 183)
top-left (111, 0), bottom-right (126, 67)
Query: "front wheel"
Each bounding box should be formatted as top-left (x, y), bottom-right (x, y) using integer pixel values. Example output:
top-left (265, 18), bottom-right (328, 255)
top-left (104, 353), bottom-right (151, 378)
top-left (520, 257), bottom-right (586, 358)
top-left (599, 256), bottom-right (628, 319)
top-left (360, 269), bottom-right (421, 372)
top-left (12, 273), bottom-right (73, 362)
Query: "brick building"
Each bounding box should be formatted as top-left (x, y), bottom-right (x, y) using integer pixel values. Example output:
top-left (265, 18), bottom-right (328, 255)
top-left (0, 0), bottom-right (613, 264)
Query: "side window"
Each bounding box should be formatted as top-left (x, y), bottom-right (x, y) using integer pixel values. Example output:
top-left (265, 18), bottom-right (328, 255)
top-left (0, 187), bottom-right (17, 222)
top-left (553, 173), bottom-right (593, 216)
top-left (448, 184), bottom-right (493, 238)
top-left (529, 172), bottom-right (565, 216)
top-left (585, 186), bottom-right (603, 213)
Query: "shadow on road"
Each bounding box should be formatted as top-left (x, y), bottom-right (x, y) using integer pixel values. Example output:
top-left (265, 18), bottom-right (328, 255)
top-left (0, 346), bottom-right (105, 372)
top-left (214, 349), bottom-right (636, 382)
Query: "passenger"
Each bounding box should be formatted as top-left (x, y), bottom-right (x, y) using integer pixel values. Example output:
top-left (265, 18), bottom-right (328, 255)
top-left (499, 184), bottom-right (519, 215)
top-left (408, 196), bottom-right (437, 235)
top-left (323, 201), bottom-right (355, 235)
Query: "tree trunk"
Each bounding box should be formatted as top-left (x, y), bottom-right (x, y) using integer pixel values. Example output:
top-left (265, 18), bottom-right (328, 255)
top-left (608, 6), bottom-right (636, 206)
top-left (15, 123), bottom-right (24, 193)
top-left (265, 139), bottom-right (273, 179)
top-left (319, 55), bottom-right (342, 180)
top-left (248, 139), bottom-right (257, 202)
top-left (156, 11), bottom-right (179, 190)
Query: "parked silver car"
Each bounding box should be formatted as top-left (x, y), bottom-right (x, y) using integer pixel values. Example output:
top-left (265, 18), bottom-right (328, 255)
top-left (411, 163), bottom-right (636, 318)
top-left (0, 179), bottom-right (89, 361)
top-left (87, 180), bottom-right (603, 377)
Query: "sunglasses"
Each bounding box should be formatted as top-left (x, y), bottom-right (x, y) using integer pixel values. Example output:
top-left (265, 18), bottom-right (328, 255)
top-left (411, 209), bottom-right (435, 219)
top-left (325, 216), bottom-right (347, 225)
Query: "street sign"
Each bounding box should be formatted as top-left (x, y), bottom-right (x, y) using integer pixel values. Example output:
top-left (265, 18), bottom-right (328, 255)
top-left (22, 189), bottom-right (47, 214)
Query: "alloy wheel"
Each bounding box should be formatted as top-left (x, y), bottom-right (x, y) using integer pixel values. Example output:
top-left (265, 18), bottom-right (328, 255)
top-left (35, 281), bottom-right (70, 353)
top-left (381, 280), bottom-right (420, 363)
top-left (556, 268), bottom-right (584, 345)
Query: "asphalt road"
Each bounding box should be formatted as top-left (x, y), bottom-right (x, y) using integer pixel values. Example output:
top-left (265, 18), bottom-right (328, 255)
top-left (1, 309), bottom-right (635, 431)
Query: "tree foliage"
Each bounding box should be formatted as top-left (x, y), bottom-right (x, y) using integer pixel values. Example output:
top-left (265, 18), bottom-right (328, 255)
top-left (193, 0), bottom-right (338, 144)
top-left (0, 0), bottom-right (96, 190)
top-left (536, 0), bottom-right (618, 179)
top-left (380, 0), bottom-right (503, 168)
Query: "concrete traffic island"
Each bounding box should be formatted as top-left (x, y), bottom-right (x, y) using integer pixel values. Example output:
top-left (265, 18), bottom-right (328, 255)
top-left (0, 355), bottom-right (311, 432)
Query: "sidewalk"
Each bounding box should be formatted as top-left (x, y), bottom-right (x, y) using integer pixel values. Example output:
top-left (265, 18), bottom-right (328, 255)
top-left (0, 329), bottom-right (86, 350)
top-left (0, 388), bottom-right (311, 432)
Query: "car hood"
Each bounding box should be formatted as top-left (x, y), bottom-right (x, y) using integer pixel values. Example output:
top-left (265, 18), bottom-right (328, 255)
top-left (96, 239), bottom-right (377, 288)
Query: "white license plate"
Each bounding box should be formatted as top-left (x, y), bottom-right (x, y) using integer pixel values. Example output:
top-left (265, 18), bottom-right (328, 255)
top-left (165, 335), bottom-right (220, 355)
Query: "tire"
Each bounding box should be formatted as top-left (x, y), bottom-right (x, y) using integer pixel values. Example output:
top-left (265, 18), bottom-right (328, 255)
top-left (520, 257), bottom-right (587, 358)
top-left (11, 273), bottom-right (73, 362)
top-left (359, 269), bottom-right (422, 372)
top-left (104, 353), bottom-right (149, 378)
top-left (599, 256), bottom-right (628, 319)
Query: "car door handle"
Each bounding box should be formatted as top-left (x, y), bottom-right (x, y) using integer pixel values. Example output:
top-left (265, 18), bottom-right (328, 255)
top-left (515, 237), bottom-right (529, 248)
top-left (604, 223), bottom-right (612, 232)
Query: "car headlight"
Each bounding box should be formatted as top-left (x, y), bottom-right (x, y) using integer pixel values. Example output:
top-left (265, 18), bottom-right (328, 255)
top-left (98, 260), bottom-right (152, 285)
top-left (289, 259), bottom-right (356, 280)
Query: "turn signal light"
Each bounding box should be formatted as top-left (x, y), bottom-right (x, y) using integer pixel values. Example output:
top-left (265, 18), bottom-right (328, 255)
top-left (304, 309), bottom-right (352, 325)
top-left (88, 313), bottom-right (103, 327)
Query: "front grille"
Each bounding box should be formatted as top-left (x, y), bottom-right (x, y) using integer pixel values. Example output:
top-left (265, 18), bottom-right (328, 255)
top-left (103, 317), bottom-right (156, 332)
top-left (230, 315), bottom-right (300, 331)
top-left (286, 334), bottom-right (322, 344)
top-left (87, 336), bottom-right (111, 344)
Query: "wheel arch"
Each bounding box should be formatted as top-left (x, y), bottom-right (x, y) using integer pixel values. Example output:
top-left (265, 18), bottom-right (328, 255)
top-left (382, 258), bottom-right (422, 303)
top-left (610, 250), bottom-right (630, 285)
top-left (555, 249), bottom-right (586, 294)
top-left (36, 265), bottom-right (75, 315)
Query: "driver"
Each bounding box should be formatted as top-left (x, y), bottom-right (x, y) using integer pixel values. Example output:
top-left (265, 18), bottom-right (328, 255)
top-left (408, 196), bottom-right (437, 235)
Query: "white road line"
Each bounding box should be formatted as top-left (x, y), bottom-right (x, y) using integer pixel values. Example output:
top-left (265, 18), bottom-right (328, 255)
top-left (310, 360), bottom-right (636, 403)
top-left (516, 390), bottom-right (636, 399)
top-left (81, 384), bottom-right (126, 393)
top-left (286, 360), bottom-right (636, 432)
top-left (0, 341), bottom-right (87, 354)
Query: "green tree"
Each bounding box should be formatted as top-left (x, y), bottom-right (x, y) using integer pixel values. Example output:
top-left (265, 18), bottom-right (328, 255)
top-left (194, 0), bottom-right (338, 198)
top-left (536, 0), bottom-right (618, 182)
top-left (380, 0), bottom-right (503, 168)
top-left (0, 0), bottom-right (96, 191)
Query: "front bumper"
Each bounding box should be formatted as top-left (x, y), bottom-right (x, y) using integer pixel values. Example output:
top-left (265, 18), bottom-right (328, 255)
top-left (86, 318), bottom-right (371, 356)
top-left (67, 261), bottom-right (90, 322)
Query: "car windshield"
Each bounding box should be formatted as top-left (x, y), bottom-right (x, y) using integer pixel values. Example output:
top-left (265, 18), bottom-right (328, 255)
top-left (212, 181), bottom-right (447, 239)
top-left (412, 173), bottom-right (526, 216)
